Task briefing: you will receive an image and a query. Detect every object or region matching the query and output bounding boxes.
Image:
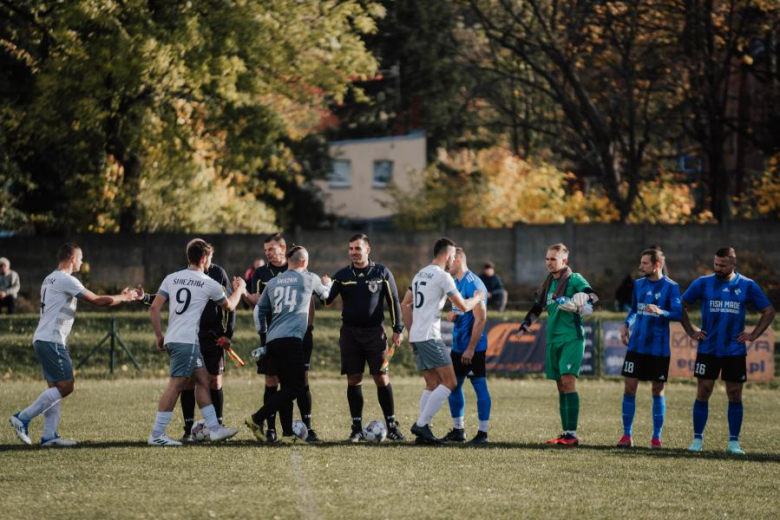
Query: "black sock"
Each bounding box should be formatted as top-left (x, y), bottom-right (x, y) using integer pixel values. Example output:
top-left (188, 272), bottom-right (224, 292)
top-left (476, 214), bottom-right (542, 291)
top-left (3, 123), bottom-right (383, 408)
top-left (377, 384), bottom-right (395, 427)
top-left (264, 385), bottom-right (278, 432)
top-left (210, 388), bottom-right (224, 425)
top-left (298, 385), bottom-right (313, 429)
top-left (181, 389), bottom-right (196, 434)
top-left (347, 385), bottom-right (364, 429)
top-left (280, 398), bottom-right (294, 436)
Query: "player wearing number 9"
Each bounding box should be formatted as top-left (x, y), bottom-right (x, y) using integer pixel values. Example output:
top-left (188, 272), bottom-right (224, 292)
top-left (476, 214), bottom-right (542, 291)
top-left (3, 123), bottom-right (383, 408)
top-left (147, 239), bottom-right (247, 446)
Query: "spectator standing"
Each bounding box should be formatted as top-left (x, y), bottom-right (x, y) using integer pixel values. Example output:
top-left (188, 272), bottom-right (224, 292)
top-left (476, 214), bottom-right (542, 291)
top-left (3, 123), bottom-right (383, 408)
top-left (479, 262), bottom-right (508, 312)
top-left (0, 257), bottom-right (20, 314)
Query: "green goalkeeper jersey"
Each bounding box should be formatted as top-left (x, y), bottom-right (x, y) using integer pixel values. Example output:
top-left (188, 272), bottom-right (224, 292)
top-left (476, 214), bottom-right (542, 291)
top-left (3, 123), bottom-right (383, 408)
top-left (542, 273), bottom-right (592, 344)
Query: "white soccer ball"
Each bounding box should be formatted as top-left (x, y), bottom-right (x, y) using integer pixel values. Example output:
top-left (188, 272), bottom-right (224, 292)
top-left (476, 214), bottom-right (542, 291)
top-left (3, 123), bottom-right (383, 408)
top-left (363, 420), bottom-right (387, 443)
top-left (191, 419), bottom-right (211, 442)
top-left (292, 420), bottom-right (308, 442)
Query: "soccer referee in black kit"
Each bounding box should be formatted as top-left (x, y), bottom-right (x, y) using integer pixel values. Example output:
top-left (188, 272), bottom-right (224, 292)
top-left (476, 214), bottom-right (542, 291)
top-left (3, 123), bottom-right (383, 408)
top-left (325, 234), bottom-right (406, 442)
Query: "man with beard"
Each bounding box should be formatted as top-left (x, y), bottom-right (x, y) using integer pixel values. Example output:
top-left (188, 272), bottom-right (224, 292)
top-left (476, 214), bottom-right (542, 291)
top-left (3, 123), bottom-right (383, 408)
top-left (401, 237), bottom-right (483, 445)
top-left (681, 247), bottom-right (775, 455)
top-left (617, 248), bottom-right (682, 449)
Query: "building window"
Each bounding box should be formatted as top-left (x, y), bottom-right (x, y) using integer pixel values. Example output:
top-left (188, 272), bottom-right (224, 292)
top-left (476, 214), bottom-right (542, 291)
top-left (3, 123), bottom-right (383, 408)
top-left (329, 160), bottom-right (352, 188)
top-left (373, 160), bottom-right (393, 188)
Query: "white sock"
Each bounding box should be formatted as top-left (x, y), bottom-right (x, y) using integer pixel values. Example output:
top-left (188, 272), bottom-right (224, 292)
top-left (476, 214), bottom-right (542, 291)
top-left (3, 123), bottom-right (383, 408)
top-left (152, 411), bottom-right (173, 438)
top-left (478, 420), bottom-right (489, 433)
top-left (417, 385), bottom-right (451, 427)
top-left (201, 404), bottom-right (220, 430)
top-left (564, 430), bottom-right (577, 436)
top-left (42, 402), bottom-right (61, 440)
top-left (19, 387), bottom-right (62, 421)
top-left (453, 416), bottom-right (464, 429)
top-left (418, 389), bottom-right (432, 422)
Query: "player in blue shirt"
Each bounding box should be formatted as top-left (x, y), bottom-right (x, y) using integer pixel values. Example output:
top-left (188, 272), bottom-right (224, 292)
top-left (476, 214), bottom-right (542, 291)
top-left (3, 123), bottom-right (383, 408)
top-left (681, 247), bottom-right (775, 455)
top-left (443, 248), bottom-right (491, 444)
top-left (617, 248), bottom-right (682, 449)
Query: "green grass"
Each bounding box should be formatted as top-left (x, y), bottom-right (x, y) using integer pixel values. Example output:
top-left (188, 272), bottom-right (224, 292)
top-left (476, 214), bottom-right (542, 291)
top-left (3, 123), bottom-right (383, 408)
top-left (1, 376), bottom-right (780, 519)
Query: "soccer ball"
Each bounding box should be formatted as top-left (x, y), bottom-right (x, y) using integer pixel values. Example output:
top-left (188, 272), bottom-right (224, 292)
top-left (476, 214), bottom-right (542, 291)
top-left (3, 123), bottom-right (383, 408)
top-left (292, 420), bottom-right (308, 442)
top-left (191, 419), bottom-right (211, 442)
top-left (363, 420), bottom-right (387, 443)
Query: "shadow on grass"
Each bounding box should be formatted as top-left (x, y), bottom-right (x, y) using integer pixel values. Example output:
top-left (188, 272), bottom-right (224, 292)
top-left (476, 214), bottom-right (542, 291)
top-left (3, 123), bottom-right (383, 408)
top-left (2, 439), bottom-right (780, 463)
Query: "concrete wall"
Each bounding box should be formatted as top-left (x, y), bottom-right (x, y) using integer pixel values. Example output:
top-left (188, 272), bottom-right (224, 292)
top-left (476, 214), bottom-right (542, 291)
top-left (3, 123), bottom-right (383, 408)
top-left (2, 220), bottom-right (777, 306)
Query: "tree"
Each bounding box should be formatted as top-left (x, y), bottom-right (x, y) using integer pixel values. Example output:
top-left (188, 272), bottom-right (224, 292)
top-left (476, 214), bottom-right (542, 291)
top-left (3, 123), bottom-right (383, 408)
top-left (457, 0), bottom-right (682, 220)
top-left (0, 0), bottom-right (382, 232)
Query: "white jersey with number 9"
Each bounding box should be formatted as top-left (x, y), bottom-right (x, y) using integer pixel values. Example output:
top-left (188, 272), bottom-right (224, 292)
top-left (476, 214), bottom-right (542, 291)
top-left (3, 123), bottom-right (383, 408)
top-left (157, 269), bottom-right (226, 345)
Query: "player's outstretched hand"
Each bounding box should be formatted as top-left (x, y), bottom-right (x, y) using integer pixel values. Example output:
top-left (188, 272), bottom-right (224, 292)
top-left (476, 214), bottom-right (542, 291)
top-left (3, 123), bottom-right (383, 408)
top-left (620, 325), bottom-right (630, 346)
top-left (135, 284), bottom-right (145, 300)
top-left (392, 332), bottom-right (402, 349)
top-left (321, 275), bottom-right (332, 286)
top-left (645, 304), bottom-right (663, 316)
top-left (461, 348), bottom-right (474, 365)
top-left (121, 286), bottom-right (139, 302)
top-left (232, 276), bottom-right (246, 293)
top-left (446, 311), bottom-right (457, 323)
top-left (156, 336), bottom-right (165, 351)
top-left (217, 337), bottom-right (232, 350)
top-left (737, 330), bottom-right (755, 343)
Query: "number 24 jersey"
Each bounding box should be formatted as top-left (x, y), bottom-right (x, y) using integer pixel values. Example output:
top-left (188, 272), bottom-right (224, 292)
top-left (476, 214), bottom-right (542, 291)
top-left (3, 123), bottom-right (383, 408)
top-left (157, 268), bottom-right (226, 345)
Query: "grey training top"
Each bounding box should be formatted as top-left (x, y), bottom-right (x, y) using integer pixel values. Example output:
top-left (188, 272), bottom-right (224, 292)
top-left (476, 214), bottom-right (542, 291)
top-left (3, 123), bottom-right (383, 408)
top-left (254, 270), bottom-right (331, 343)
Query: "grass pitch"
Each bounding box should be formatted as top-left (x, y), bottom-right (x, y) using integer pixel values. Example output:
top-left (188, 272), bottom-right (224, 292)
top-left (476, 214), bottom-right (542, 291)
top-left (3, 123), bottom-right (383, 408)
top-left (1, 376), bottom-right (779, 519)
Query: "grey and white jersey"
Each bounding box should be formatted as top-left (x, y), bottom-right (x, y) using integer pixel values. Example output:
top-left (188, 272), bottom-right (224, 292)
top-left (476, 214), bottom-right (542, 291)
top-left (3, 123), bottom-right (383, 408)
top-left (33, 270), bottom-right (87, 345)
top-left (254, 270), bottom-right (331, 343)
top-left (409, 264), bottom-right (458, 342)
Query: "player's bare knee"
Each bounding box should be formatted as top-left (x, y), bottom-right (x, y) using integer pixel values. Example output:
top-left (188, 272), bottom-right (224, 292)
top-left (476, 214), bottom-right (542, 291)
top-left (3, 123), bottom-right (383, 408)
top-left (372, 373), bottom-right (389, 387)
top-left (651, 382), bottom-right (665, 397)
top-left (347, 374), bottom-right (363, 386)
top-left (560, 375), bottom-right (577, 393)
top-left (57, 380), bottom-right (75, 397)
top-left (623, 378), bottom-right (639, 396)
top-left (725, 383), bottom-right (742, 402)
top-left (696, 380), bottom-right (715, 400)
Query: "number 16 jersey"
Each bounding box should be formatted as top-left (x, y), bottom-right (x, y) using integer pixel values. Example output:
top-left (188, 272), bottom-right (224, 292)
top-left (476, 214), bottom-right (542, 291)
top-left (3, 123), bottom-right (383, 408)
top-left (157, 268), bottom-right (227, 345)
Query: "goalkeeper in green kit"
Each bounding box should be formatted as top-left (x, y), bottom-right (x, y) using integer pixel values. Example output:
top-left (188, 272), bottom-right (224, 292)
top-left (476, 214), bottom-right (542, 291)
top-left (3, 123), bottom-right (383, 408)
top-left (517, 243), bottom-right (599, 445)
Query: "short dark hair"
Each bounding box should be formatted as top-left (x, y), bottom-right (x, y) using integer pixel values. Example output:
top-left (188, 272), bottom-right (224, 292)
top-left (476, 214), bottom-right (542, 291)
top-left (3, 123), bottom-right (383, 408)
top-left (286, 244), bottom-right (307, 263)
top-left (483, 262), bottom-right (495, 270)
top-left (186, 239), bottom-right (213, 265)
top-left (349, 233), bottom-right (370, 246)
top-left (57, 243), bottom-right (81, 262)
top-left (716, 247), bottom-right (737, 261)
top-left (433, 237), bottom-right (456, 257)
top-left (641, 248), bottom-right (665, 269)
top-left (264, 233), bottom-right (286, 246)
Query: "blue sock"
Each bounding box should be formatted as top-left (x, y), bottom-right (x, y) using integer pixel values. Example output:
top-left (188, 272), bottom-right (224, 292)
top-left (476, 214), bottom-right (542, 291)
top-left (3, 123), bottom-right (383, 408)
top-left (692, 399), bottom-right (709, 439)
top-left (622, 394), bottom-right (636, 436)
top-left (652, 395), bottom-right (665, 440)
top-left (728, 401), bottom-right (743, 441)
top-left (448, 376), bottom-right (466, 421)
top-left (471, 377), bottom-right (492, 422)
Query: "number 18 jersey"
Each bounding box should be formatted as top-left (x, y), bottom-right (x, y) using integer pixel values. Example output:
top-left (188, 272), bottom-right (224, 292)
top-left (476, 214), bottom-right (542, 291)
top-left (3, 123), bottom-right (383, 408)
top-left (157, 268), bottom-right (226, 345)
top-left (409, 264), bottom-right (458, 343)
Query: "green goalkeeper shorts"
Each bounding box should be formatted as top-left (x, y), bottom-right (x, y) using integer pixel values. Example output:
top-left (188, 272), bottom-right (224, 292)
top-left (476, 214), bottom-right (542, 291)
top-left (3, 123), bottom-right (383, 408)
top-left (545, 340), bottom-right (585, 380)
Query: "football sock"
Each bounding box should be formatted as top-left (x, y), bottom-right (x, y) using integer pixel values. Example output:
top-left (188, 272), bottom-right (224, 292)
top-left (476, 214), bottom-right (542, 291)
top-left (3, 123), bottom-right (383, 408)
top-left (622, 394), bottom-right (636, 436)
top-left (417, 385), bottom-right (451, 427)
top-left (453, 416), bottom-right (465, 429)
top-left (652, 395), bottom-right (665, 440)
top-left (280, 399), bottom-right (294, 436)
top-left (201, 404), bottom-right (219, 430)
top-left (19, 387), bottom-right (62, 421)
top-left (419, 389), bottom-right (432, 421)
top-left (692, 399), bottom-right (708, 439)
top-left (152, 411), bottom-right (173, 438)
top-left (559, 392), bottom-right (567, 432)
top-left (181, 389), bottom-right (196, 434)
top-left (564, 392), bottom-right (580, 433)
top-left (472, 377), bottom-right (491, 422)
top-left (209, 388), bottom-right (223, 425)
top-left (377, 384), bottom-right (395, 426)
top-left (478, 420), bottom-right (489, 433)
top-left (448, 376), bottom-right (466, 421)
top-left (347, 385), bottom-right (364, 428)
top-left (42, 401), bottom-right (60, 440)
top-left (264, 385), bottom-right (278, 432)
top-left (298, 385), bottom-right (312, 429)
top-left (727, 401), bottom-right (743, 441)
